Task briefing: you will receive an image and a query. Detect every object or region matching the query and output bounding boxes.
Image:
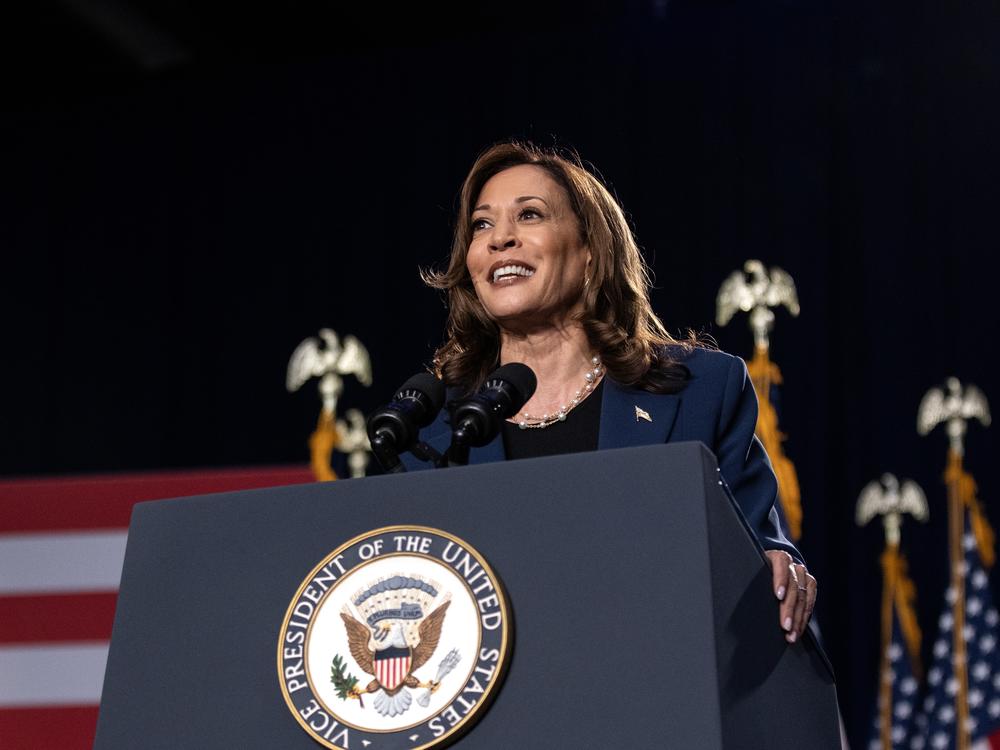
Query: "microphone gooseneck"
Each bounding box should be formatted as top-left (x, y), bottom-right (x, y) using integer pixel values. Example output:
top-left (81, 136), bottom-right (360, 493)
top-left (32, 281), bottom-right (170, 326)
top-left (446, 363), bottom-right (537, 466)
top-left (367, 372), bottom-right (446, 473)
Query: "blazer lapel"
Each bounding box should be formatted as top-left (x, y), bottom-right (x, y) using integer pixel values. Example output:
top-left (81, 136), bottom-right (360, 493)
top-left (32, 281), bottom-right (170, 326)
top-left (598, 378), bottom-right (680, 450)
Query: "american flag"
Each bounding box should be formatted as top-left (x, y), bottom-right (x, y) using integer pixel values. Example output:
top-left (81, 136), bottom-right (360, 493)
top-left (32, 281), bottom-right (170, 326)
top-left (0, 466), bottom-right (312, 749)
top-left (869, 614), bottom-right (922, 749)
top-left (910, 522), bottom-right (1000, 750)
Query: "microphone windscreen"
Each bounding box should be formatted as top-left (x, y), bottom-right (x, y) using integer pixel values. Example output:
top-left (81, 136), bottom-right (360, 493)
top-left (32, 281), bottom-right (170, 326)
top-left (485, 363), bottom-right (537, 403)
top-left (395, 371), bottom-right (446, 425)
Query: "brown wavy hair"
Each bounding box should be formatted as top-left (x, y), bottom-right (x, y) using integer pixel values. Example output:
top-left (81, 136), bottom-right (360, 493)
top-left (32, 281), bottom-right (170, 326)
top-left (422, 140), bottom-right (696, 394)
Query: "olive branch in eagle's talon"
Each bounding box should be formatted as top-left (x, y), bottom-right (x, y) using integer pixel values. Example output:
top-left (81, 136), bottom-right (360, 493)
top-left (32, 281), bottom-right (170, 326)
top-left (331, 654), bottom-right (364, 708)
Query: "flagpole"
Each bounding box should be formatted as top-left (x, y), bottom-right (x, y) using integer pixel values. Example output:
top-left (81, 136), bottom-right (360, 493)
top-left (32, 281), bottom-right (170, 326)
top-left (917, 376), bottom-right (992, 748)
top-left (858, 474), bottom-right (927, 750)
top-left (878, 543), bottom-right (897, 750)
top-left (947, 447), bottom-right (971, 750)
top-left (715, 261), bottom-right (802, 538)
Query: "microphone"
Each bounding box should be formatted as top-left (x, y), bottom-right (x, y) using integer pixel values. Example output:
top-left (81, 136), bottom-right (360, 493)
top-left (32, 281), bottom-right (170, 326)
top-left (367, 372), bottom-right (446, 473)
top-left (446, 363), bottom-right (537, 466)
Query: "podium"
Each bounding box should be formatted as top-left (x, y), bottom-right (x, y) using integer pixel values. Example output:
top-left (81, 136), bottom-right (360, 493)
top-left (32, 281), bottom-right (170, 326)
top-left (94, 443), bottom-right (839, 749)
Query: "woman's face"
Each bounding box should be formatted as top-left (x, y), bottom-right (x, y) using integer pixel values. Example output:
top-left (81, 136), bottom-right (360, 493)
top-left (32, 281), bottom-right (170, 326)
top-left (466, 164), bottom-right (590, 330)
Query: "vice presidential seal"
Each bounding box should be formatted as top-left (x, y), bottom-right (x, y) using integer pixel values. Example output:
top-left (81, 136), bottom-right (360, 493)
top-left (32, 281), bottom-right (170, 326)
top-left (277, 526), bottom-right (511, 749)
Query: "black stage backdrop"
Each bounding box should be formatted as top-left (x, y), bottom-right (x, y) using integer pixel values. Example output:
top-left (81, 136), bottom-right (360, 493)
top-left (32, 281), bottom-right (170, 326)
top-left (2, 2), bottom-right (999, 745)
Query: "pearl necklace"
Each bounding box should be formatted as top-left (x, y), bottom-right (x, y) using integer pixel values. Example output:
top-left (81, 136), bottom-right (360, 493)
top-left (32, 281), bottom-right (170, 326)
top-left (513, 356), bottom-right (604, 429)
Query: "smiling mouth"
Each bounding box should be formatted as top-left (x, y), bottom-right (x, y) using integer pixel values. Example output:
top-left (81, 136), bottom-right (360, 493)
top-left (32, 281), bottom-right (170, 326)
top-left (489, 263), bottom-right (536, 284)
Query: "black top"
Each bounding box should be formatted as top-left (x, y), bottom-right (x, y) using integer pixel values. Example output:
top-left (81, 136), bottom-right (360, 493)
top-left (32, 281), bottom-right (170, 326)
top-left (502, 380), bottom-right (604, 460)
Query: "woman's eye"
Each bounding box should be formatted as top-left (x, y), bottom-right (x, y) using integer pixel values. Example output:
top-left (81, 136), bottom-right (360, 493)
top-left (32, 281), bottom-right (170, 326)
top-left (471, 218), bottom-right (489, 231)
top-left (519, 208), bottom-right (541, 220)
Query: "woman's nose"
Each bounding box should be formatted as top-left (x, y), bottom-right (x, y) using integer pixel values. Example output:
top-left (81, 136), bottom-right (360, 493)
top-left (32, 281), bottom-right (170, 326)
top-left (488, 220), bottom-right (518, 251)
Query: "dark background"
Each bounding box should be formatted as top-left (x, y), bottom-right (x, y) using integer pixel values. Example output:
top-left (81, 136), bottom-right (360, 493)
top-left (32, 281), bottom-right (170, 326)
top-left (2, 1), bottom-right (998, 745)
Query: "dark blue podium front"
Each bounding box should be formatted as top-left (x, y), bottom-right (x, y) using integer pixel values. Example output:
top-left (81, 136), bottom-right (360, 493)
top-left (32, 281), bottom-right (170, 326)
top-left (94, 442), bottom-right (839, 749)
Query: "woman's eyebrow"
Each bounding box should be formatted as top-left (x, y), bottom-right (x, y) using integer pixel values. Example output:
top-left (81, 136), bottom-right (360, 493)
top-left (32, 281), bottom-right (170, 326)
top-left (473, 195), bottom-right (550, 212)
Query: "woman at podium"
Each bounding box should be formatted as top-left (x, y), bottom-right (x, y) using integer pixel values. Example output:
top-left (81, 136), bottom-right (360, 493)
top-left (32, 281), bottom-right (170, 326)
top-left (417, 140), bottom-right (816, 644)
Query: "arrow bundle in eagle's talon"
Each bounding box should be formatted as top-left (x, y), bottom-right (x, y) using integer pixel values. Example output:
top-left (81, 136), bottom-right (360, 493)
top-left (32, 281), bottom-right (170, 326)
top-left (417, 649), bottom-right (461, 707)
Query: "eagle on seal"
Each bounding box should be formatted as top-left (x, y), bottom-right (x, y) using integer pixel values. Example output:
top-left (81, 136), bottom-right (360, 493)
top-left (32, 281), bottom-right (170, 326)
top-left (340, 598), bottom-right (451, 717)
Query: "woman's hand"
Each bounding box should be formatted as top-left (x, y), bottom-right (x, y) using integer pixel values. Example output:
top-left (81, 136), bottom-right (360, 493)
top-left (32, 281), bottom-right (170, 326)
top-left (764, 550), bottom-right (817, 643)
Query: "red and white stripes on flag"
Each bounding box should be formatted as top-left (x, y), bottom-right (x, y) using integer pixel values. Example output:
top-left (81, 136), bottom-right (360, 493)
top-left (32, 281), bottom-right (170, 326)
top-left (0, 466), bottom-right (313, 750)
top-left (374, 652), bottom-right (412, 692)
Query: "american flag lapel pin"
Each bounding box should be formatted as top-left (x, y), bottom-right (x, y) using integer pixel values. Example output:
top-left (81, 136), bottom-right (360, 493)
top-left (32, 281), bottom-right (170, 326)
top-left (635, 405), bottom-right (652, 423)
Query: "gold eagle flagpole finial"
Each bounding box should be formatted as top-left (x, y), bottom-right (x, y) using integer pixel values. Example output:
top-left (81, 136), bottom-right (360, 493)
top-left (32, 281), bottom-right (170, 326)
top-left (286, 328), bottom-right (373, 481)
top-left (918, 377), bottom-right (992, 750)
top-left (716, 259), bottom-right (803, 539)
top-left (857, 473), bottom-right (928, 749)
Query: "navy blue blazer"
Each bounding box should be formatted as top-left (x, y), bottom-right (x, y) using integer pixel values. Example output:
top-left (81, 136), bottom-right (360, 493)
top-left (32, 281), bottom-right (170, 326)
top-left (401, 347), bottom-right (801, 562)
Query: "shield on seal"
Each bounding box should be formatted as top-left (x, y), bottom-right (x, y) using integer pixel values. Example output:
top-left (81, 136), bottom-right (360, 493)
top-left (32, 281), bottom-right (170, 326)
top-left (374, 645), bottom-right (412, 691)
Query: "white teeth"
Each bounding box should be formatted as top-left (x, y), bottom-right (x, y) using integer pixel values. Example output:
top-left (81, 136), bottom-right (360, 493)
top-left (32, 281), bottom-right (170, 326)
top-left (492, 265), bottom-right (535, 283)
